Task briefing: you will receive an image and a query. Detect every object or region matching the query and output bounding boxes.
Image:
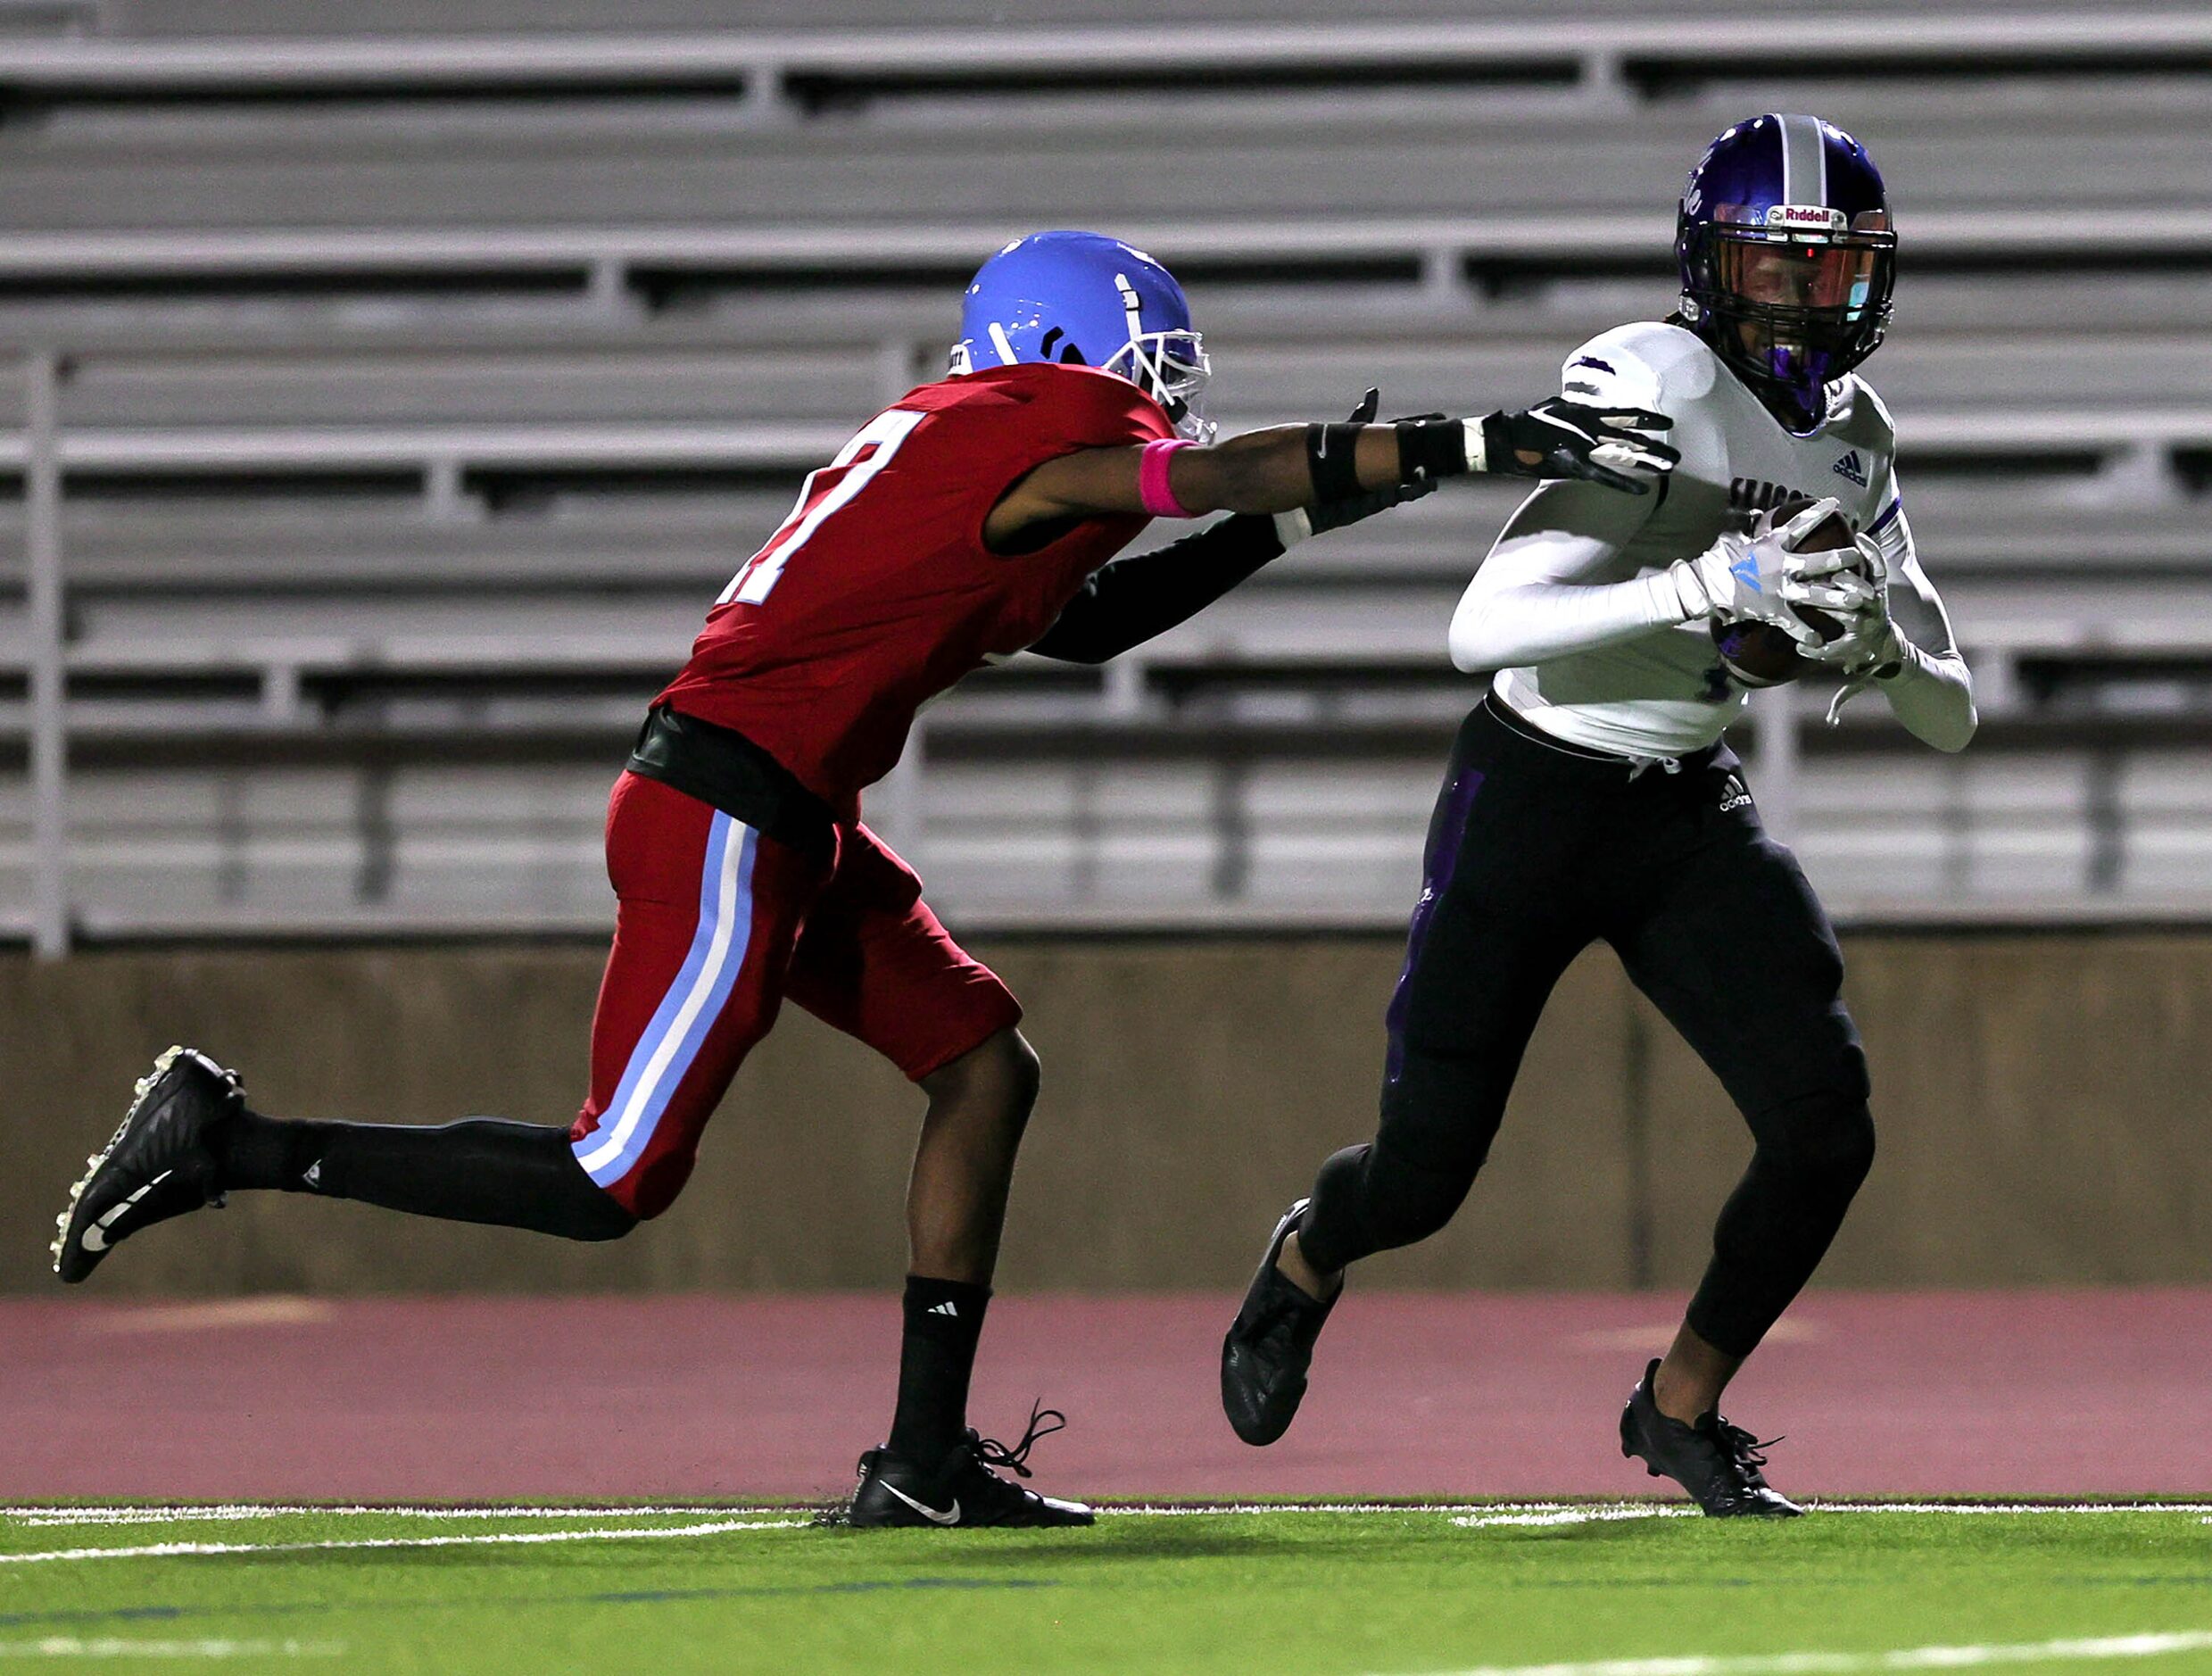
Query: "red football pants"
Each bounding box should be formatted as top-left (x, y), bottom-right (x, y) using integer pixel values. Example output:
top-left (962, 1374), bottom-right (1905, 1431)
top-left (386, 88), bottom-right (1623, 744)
top-left (567, 772), bottom-right (1021, 1216)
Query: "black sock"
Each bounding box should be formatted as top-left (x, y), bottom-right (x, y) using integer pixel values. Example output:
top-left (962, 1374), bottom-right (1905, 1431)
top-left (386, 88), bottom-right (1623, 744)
top-left (888, 1275), bottom-right (992, 1461)
top-left (217, 1109), bottom-right (636, 1242)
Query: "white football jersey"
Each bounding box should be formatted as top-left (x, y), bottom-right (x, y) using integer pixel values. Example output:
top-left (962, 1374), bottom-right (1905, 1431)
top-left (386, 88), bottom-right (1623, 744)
top-left (1481, 319), bottom-right (1942, 760)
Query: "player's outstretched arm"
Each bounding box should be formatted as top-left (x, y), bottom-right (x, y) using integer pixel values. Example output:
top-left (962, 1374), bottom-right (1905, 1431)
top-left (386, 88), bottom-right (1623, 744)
top-left (984, 398), bottom-right (1675, 552)
top-left (1028, 391), bottom-right (1433, 665)
top-left (1027, 485), bottom-right (1437, 665)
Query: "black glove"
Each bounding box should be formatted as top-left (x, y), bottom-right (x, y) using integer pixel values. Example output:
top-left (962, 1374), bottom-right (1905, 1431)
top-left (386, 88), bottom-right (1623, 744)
top-left (1479, 397), bottom-right (1678, 494)
top-left (1297, 387), bottom-right (1439, 541)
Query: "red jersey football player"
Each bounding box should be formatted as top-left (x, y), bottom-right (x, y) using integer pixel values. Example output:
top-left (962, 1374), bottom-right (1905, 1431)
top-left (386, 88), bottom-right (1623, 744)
top-left (53, 230), bottom-right (1675, 1524)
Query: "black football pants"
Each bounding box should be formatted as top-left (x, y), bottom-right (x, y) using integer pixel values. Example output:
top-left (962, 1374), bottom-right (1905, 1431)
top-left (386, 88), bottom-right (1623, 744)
top-left (1298, 695), bottom-right (1875, 1358)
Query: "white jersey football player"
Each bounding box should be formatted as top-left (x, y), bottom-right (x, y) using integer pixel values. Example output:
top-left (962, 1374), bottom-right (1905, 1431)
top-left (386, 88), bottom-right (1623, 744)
top-left (1222, 115), bottom-right (1974, 1518)
top-left (1456, 231), bottom-right (1971, 753)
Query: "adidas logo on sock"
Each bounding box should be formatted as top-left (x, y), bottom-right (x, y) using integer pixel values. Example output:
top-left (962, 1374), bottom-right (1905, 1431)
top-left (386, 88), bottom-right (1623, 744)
top-left (1831, 449), bottom-right (1868, 486)
top-left (302, 1160), bottom-right (323, 1189)
top-left (927, 1301), bottom-right (958, 1317)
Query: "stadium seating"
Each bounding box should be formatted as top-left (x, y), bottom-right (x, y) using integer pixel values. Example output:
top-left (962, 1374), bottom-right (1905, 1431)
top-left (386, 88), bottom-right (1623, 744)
top-left (4, 0), bottom-right (2212, 936)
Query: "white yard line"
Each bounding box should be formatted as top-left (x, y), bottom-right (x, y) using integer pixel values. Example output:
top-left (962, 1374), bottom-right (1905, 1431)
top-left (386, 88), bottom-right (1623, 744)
top-left (1103, 1503), bottom-right (1506, 1517)
top-left (1454, 1507), bottom-right (1701, 1529)
top-left (1098, 1502), bottom-right (2212, 1521)
top-left (0, 1639), bottom-right (340, 1660)
top-left (1450, 1503), bottom-right (2212, 1530)
top-left (1, 1506), bottom-right (725, 1528)
top-left (0, 1501), bottom-right (2205, 1564)
top-left (0, 1518), bottom-right (806, 1566)
top-left (1815, 1503), bottom-right (2212, 1517)
top-left (1384, 1630), bottom-right (2212, 1676)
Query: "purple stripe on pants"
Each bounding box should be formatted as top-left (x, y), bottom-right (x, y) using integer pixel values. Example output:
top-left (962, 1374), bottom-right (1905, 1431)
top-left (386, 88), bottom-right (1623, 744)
top-left (1383, 767), bottom-right (1486, 1087)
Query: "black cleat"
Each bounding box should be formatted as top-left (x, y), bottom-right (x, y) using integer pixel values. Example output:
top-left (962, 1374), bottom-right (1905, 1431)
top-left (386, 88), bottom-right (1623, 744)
top-left (1220, 1198), bottom-right (1341, 1446)
top-left (846, 1404), bottom-right (1093, 1529)
top-left (53, 1046), bottom-right (244, 1284)
top-left (1620, 1358), bottom-right (1803, 1518)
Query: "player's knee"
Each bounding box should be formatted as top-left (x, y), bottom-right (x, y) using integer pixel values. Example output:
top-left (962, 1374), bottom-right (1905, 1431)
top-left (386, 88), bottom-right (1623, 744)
top-left (598, 1152), bottom-right (689, 1229)
top-left (1812, 1099), bottom-right (1877, 1191)
top-left (998, 1030), bottom-right (1043, 1116)
top-left (1758, 1090), bottom-right (1876, 1199)
top-left (1371, 1141), bottom-right (1478, 1246)
top-left (566, 1173), bottom-right (648, 1239)
top-left (580, 1191), bottom-right (645, 1239)
top-left (1317, 1138), bottom-right (1474, 1252)
top-left (921, 1026), bottom-right (1040, 1132)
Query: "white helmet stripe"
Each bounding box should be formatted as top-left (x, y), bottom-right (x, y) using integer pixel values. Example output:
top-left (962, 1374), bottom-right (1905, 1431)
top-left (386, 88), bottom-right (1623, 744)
top-left (1110, 271), bottom-right (1160, 397)
top-left (987, 321), bottom-right (1019, 367)
top-left (1113, 271), bottom-right (1144, 337)
top-left (1777, 112), bottom-right (1827, 208)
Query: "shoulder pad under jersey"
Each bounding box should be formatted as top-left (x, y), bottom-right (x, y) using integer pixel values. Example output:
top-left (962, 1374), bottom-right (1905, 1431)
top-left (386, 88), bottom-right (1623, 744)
top-left (1560, 320), bottom-right (1716, 416)
top-left (1825, 375), bottom-right (1897, 450)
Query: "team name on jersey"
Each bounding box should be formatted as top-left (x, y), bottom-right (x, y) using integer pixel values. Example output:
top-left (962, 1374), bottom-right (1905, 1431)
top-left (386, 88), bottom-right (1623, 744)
top-left (1726, 476), bottom-right (1807, 533)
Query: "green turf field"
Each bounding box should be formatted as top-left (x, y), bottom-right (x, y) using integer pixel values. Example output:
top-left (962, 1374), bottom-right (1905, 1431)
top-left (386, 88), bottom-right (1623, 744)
top-left (3, 1503), bottom-right (2208, 1674)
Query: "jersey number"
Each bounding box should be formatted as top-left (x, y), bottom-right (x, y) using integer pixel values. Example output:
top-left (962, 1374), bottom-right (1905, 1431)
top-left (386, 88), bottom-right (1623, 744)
top-left (718, 407), bottom-right (927, 606)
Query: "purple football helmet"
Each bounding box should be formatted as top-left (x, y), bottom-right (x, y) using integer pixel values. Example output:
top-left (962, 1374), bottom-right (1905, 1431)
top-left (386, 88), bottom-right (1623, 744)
top-left (1677, 114), bottom-right (1898, 428)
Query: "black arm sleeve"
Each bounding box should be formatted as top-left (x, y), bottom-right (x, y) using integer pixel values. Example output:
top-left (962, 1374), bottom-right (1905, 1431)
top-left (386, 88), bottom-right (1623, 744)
top-left (1026, 513), bottom-right (1286, 665)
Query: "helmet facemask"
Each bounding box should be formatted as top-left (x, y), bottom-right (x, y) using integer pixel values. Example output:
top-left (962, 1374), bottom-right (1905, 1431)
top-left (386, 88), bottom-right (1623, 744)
top-left (1104, 271), bottom-right (1214, 442)
top-left (1681, 208), bottom-right (1895, 424)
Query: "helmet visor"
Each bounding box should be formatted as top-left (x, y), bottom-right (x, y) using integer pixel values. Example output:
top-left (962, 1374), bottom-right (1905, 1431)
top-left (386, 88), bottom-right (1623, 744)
top-left (1715, 233), bottom-right (1885, 321)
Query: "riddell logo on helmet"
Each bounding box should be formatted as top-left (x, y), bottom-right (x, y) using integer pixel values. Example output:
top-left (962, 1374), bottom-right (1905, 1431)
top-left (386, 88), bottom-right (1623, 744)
top-left (1765, 204), bottom-right (1847, 231)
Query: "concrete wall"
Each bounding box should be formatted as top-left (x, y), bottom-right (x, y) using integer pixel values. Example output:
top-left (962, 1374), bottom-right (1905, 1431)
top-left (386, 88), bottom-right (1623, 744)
top-left (6, 933), bottom-right (2208, 1295)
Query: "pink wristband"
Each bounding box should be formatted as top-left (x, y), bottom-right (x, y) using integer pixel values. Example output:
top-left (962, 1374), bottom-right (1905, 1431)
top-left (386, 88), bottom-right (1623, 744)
top-left (1138, 438), bottom-right (1197, 518)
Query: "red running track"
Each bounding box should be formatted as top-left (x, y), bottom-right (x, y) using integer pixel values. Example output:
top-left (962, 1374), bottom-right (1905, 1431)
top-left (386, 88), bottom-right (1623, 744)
top-left (5, 1290), bottom-right (2206, 1504)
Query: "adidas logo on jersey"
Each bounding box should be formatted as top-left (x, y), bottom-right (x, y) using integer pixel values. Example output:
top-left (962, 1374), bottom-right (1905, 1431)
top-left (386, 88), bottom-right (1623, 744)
top-left (1832, 450), bottom-right (1868, 487)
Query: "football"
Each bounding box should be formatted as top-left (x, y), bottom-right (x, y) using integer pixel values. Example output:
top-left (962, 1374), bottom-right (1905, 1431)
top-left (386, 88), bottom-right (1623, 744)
top-left (1708, 497), bottom-right (1866, 688)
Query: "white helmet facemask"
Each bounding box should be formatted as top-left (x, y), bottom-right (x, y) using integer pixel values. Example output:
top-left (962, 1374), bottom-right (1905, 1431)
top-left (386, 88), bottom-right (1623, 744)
top-left (1103, 271), bottom-right (1214, 443)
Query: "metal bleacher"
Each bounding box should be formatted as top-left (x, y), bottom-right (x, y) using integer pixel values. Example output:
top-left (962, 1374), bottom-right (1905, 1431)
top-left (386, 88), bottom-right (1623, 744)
top-left (5, 0), bottom-right (2212, 942)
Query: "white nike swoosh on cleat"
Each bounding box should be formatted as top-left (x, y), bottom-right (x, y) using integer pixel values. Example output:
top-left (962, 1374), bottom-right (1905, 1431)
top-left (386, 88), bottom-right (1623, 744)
top-left (77, 1170), bottom-right (171, 1254)
top-left (878, 1483), bottom-right (961, 1526)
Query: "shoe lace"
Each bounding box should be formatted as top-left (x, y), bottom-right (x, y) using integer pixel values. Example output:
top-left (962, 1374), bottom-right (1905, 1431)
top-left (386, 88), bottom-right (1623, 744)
top-left (972, 1400), bottom-right (1067, 1481)
top-left (1709, 1415), bottom-right (1784, 1485)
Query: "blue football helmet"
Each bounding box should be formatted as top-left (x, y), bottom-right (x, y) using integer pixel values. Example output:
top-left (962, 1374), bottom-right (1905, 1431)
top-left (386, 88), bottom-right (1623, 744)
top-left (1677, 114), bottom-right (1898, 426)
top-left (951, 230), bottom-right (1214, 441)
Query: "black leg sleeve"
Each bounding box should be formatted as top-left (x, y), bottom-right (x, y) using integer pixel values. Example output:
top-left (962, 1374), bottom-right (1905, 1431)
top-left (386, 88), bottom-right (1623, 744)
top-left (1299, 1137), bottom-right (1491, 1276)
top-left (1684, 1092), bottom-right (1876, 1357)
top-left (1603, 756), bottom-right (1875, 1358)
top-left (220, 1110), bottom-right (638, 1242)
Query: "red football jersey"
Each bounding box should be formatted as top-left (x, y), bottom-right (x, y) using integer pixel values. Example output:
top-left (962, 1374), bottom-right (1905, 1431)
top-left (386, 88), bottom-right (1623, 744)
top-left (658, 363), bottom-right (1175, 818)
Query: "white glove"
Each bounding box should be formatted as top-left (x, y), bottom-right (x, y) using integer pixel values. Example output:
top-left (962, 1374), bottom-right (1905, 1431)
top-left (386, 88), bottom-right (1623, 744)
top-left (1794, 532), bottom-right (1901, 672)
top-left (1666, 496), bottom-right (1869, 643)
